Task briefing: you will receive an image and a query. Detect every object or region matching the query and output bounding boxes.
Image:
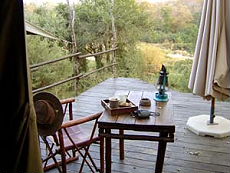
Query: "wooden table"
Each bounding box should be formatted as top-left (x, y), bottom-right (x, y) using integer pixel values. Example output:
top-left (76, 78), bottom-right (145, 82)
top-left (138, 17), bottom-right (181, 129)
top-left (98, 91), bottom-right (175, 173)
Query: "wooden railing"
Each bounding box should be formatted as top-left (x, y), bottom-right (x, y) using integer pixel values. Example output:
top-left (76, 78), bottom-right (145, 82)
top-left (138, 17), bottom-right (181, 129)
top-left (31, 47), bottom-right (118, 93)
top-left (30, 52), bottom-right (81, 71)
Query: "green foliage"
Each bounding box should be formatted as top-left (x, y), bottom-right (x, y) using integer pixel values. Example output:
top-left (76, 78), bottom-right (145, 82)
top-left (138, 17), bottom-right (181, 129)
top-left (116, 46), bottom-right (145, 79)
top-left (74, 0), bottom-right (150, 80)
top-left (114, 0), bottom-right (150, 45)
top-left (137, 42), bottom-right (193, 93)
top-left (75, 0), bottom-right (111, 50)
top-left (113, 0), bottom-right (150, 79)
top-left (166, 59), bottom-right (193, 92)
top-left (27, 36), bottom-right (73, 97)
top-left (24, 0), bottom-right (202, 98)
top-left (139, 0), bottom-right (202, 54)
top-left (25, 4), bottom-right (70, 41)
top-left (137, 42), bottom-right (167, 74)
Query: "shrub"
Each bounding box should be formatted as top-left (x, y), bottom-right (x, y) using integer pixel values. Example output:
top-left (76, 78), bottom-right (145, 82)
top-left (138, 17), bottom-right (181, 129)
top-left (166, 59), bottom-right (193, 92)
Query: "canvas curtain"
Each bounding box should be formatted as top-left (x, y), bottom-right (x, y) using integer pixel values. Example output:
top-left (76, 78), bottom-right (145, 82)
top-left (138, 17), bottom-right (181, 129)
top-left (0, 0), bottom-right (43, 172)
top-left (188, 0), bottom-right (230, 101)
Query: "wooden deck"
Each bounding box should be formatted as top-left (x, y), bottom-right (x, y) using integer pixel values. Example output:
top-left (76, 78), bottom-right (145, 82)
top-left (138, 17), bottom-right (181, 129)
top-left (46, 77), bottom-right (230, 173)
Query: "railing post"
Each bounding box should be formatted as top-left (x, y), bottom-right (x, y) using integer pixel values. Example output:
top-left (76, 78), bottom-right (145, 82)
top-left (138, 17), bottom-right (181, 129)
top-left (73, 55), bottom-right (80, 95)
top-left (112, 49), bottom-right (116, 77)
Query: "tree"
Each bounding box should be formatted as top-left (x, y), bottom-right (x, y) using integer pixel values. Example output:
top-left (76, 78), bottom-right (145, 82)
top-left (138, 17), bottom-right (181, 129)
top-left (27, 36), bottom-right (73, 97)
top-left (25, 4), bottom-right (70, 41)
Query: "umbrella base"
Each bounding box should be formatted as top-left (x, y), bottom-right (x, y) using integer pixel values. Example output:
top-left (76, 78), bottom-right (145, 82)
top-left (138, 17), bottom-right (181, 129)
top-left (186, 115), bottom-right (230, 138)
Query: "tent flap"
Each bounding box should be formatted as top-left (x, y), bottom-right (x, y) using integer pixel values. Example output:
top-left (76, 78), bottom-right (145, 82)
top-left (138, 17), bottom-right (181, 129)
top-left (0, 1), bottom-right (43, 172)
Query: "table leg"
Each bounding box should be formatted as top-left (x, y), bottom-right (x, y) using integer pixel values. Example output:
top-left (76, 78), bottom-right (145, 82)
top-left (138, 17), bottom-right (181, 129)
top-left (105, 129), bottom-right (111, 173)
top-left (119, 129), bottom-right (124, 160)
top-left (155, 132), bottom-right (168, 173)
top-left (99, 128), bottom-right (105, 173)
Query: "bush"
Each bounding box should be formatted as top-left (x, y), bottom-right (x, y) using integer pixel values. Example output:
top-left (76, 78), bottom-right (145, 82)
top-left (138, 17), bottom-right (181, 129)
top-left (137, 42), bottom-right (167, 74)
top-left (27, 36), bottom-right (73, 98)
top-left (166, 59), bottom-right (193, 92)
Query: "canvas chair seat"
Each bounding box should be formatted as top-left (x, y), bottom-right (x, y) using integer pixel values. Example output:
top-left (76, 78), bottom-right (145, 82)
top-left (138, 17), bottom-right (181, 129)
top-left (62, 125), bottom-right (100, 150)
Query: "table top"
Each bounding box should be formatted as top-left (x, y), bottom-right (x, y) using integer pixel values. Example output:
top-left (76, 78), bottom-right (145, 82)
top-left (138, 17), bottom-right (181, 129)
top-left (98, 90), bottom-right (175, 133)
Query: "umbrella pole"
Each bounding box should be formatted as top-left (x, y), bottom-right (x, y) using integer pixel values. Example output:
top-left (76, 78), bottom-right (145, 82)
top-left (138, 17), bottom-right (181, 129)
top-left (209, 97), bottom-right (215, 124)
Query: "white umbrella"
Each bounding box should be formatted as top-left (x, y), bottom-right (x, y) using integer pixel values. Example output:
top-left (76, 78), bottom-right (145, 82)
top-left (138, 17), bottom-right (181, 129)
top-left (187, 0), bottom-right (230, 138)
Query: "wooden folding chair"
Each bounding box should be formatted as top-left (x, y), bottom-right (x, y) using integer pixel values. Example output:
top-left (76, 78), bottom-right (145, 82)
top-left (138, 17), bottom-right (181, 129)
top-left (36, 95), bottom-right (102, 173)
top-left (58, 112), bottom-right (102, 173)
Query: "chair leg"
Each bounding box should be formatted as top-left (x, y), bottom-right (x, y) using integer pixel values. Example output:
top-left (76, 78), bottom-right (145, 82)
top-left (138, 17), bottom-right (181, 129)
top-left (43, 156), bottom-right (79, 172)
top-left (79, 146), bottom-right (95, 173)
top-left (85, 149), bottom-right (99, 171)
top-left (79, 146), bottom-right (99, 173)
top-left (41, 137), bottom-right (62, 173)
top-left (63, 128), bottom-right (98, 173)
top-left (59, 131), bottom-right (67, 173)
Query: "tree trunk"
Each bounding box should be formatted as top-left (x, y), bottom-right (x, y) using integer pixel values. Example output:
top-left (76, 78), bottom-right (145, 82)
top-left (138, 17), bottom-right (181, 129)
top-left (110, 0), bottom-right (117, 76)
top-left (67, 0), bottom-right (77, 49)
top-left (110, 0), bottom-right (117, 47)
top-left (66, 0), bottom-right (79, 94)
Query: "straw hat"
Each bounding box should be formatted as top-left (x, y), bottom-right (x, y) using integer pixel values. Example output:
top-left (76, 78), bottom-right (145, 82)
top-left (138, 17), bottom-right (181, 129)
top-left (33, 92), bottom-right (64, 136)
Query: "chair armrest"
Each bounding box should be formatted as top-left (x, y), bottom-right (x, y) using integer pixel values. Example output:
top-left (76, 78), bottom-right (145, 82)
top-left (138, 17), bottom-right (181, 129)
top-left (61, 112), bottom-right (102, 128)
top-left (60, 98), bottom-right (75, 104)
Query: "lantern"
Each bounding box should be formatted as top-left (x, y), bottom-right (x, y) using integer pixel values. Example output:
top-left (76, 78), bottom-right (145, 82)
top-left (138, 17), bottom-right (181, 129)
top-left (154, 64), bottom-right (169, 102)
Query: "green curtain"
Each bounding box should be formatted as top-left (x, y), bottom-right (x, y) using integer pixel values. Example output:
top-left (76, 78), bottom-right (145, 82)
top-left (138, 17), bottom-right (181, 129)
top-left (0, 0), bottom-right (43, 172)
